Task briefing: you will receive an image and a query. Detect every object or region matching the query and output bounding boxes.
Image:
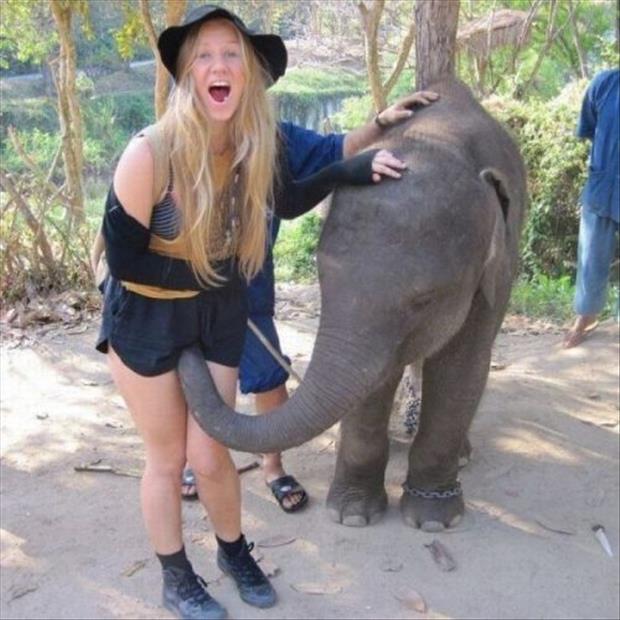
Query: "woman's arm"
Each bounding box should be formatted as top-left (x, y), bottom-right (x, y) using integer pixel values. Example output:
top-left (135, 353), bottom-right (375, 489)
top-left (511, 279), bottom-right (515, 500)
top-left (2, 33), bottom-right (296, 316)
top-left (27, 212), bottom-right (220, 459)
top-left (274, 148), bottom-right (406, 220)
top-left (103, 138), bottom-right (222, 290)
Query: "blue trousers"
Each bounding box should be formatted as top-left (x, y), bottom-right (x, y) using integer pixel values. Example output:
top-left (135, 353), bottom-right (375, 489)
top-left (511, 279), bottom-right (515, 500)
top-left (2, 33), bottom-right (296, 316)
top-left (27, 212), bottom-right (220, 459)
top-left (574, 207), bottom-right (619, 316)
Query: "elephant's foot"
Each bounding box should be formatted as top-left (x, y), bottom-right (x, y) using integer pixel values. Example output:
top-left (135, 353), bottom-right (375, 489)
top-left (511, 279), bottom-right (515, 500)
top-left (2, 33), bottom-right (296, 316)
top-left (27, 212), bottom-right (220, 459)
top-left (400, 482), bottom-right (465, 532)
top-left (326, 482), bottom-right (388, 527)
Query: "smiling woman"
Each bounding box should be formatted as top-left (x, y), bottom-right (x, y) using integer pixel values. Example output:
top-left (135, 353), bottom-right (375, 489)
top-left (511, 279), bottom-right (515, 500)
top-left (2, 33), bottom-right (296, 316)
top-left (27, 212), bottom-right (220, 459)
top-left (191, 20), bottom-right (246, 123)
top-left (92, 4), bottom-right (403, 619)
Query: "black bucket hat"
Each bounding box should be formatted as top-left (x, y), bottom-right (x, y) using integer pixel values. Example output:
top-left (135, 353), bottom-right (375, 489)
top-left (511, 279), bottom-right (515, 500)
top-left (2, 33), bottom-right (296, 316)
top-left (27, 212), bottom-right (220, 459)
top-left (157, 4), bottom-right (287, 84)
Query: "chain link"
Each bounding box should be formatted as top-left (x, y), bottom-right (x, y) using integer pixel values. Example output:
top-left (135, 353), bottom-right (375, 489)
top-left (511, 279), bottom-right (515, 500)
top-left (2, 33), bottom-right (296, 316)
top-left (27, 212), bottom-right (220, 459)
top-left (402, 480), bottom-right (462, 500)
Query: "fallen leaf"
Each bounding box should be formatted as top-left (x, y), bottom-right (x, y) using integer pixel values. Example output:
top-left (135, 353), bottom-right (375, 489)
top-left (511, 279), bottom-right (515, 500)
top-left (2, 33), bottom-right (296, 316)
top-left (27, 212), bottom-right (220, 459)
top-left (80, 378), bottom-right (100, 386)
top-left (66, 324), bottom-right (88, 335)
top-left (237, 461), bottom-right (260, 475)
top-left (74, 463), bottom-right (141, 478)
top-left (534, 519), bottom-right (576, 536)
top-left (122, 559), bottom-right (148, 577)
top-left (8, 585), bottom-right (38, 602)
top-left (379, 559), bottom-right (403, 572)
top-left (259, 559), bottom-right (280, 578)
top-left (394, 588), bottom-right (428, 613)
top-left (291, 582), bottom-right (342, 595)
top-left (257, 535), bottom-right (296, 548)
top-left (424, 539), bottom-right (457, 572)
top-left (190, 533), bottom-right (208, 545)
top-left (318, 440), bottom-right (335, 454)
top-left (4, 308), bottom-right (18, 324)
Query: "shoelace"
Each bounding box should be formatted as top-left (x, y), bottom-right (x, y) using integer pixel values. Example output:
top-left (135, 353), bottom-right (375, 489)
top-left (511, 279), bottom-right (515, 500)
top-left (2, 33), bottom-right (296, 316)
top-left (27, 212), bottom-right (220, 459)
top-left (179, 573), bottom-right (212, 604)
top-left (228, 542), bottom-right (267, 586)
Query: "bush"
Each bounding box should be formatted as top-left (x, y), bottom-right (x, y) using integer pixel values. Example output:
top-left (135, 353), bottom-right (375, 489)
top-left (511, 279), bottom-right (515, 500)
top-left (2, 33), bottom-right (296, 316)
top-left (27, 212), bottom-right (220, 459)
top-left (509, 273), bottom-right (619, 323)
top-left (273, 213), bottom-right (323, 282)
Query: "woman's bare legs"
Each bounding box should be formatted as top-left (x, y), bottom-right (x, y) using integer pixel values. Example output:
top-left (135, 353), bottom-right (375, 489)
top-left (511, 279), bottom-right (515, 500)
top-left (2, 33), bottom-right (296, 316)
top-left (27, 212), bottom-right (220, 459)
top-left (186, 361), bottom-right (241, 542)
top-left (108, 347), bottom-right (187, 554)
top-left (109, 350), bottom-right (242, 550)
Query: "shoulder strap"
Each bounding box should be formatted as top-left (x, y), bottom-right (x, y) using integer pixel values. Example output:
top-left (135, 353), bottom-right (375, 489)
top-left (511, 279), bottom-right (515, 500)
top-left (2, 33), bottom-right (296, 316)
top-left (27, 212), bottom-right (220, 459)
top-left (137, 124), bottom-right (170, 204)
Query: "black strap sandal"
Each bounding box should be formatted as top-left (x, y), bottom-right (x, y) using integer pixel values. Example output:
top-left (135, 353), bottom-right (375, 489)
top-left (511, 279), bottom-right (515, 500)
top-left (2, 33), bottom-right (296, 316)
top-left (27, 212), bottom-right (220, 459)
top-left (267, 475), bottom-right (309, 513)
top-left (181, 468), bottom-right (199, 501)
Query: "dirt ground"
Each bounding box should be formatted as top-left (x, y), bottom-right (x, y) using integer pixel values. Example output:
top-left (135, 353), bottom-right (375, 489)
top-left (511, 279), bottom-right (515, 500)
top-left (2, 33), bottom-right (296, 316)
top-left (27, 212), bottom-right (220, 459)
top-left (1, 285), bottom-right (619, 620)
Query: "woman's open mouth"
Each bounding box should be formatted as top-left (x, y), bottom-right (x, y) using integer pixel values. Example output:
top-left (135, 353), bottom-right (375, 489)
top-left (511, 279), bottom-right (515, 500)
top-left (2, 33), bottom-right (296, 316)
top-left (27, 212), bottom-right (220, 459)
top-left (208, 83), bottom-right (231, 104)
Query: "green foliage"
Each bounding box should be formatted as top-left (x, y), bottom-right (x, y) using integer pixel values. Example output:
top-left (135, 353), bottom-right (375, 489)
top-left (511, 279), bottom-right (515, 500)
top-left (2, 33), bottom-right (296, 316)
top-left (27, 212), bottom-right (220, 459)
top-left (113, 1), bottom-right (149, 61)
top-left (0, 0), bottom-right (57, 70)
top-left (2, 91), bottom-right (154, 179)
top-left (273, 213), bottom-right (323, 282)
top-left (331, 69), bottom-right (415, 131)
top-left (509, 273), bottom-right (619, 323)
top-left (273, 66), bottom-right (365, 105)
top-left (330, 94), bottom-right (373, 131)
top-left (508, 273), bottom-right (576, 321)
top-left (0, 97), bottom-right (58, 138)
top-left (1, 128), bottom-right (61, 174)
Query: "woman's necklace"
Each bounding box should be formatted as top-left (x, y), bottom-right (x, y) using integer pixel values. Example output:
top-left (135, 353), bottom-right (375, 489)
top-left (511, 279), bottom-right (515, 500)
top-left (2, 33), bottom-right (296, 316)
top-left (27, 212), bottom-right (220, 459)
top-left (223, 168), bottom-right (241, 254)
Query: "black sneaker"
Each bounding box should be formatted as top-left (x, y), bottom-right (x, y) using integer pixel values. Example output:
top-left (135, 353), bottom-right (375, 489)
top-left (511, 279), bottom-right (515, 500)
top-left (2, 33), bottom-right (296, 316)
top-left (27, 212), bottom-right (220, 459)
top-left (162, 566), bottom-right (227, 620)
top-left (216, 539), bottom-right (276, 608)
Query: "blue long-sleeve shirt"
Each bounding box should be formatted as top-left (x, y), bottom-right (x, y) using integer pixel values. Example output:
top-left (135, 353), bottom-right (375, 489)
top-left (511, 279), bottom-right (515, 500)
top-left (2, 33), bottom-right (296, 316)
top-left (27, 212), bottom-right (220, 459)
top-left (247, 123), bottom-right (345, 315)
top-left (576, 69), bottom-right (619, 223)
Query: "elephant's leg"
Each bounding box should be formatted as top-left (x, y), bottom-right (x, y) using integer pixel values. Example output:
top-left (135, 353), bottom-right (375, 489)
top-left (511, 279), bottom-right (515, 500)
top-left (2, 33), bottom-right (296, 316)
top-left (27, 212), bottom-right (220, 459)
top-left (401, 293), bottom-right (501, 532)
top-left (327, 371), bottom-right (402, 527)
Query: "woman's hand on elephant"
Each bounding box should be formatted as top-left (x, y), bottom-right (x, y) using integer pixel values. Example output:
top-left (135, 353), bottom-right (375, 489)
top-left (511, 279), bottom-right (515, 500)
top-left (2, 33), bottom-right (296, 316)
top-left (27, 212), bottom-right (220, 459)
top-left (371, 149), bottom-right (407, 183)
top-left (376, 90), bottom-right (439, 127)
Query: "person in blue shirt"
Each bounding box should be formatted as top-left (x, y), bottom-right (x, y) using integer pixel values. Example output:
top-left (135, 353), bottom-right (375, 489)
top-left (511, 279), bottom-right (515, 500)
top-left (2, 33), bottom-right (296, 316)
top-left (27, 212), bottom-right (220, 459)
top-left (182, 92), bottom-right (439, 509)
top-left (564, 69), bottom-right (619, 348)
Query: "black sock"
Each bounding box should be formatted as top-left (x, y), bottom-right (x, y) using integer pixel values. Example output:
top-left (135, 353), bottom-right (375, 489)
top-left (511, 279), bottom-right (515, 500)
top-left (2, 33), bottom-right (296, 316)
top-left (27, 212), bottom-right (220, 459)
top-left (216, 534), bottom-right (245, 557)
top-left (157, 546), bottom-right (193, 573)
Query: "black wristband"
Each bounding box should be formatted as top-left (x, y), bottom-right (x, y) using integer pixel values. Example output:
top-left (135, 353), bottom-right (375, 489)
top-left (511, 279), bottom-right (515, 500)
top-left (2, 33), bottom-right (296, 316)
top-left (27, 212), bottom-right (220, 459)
top-left (374, 113), bottom-right (389, 129)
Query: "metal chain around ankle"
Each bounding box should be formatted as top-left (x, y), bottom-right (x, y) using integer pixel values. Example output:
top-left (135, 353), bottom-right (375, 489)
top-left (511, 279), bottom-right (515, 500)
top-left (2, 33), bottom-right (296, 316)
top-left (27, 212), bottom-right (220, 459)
top-left (402, 480), bottom-right (462, 500)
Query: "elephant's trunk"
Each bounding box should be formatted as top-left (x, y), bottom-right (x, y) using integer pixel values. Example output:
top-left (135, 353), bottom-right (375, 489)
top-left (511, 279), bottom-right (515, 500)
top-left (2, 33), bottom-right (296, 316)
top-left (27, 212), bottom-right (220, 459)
top-left (178, 326), bottom-right (391, 454)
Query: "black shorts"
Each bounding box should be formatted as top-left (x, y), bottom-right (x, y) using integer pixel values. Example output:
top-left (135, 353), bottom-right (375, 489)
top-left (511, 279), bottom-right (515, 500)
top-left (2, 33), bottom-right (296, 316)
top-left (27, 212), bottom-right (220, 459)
top-left (96, 277), bottom-right (248, 377)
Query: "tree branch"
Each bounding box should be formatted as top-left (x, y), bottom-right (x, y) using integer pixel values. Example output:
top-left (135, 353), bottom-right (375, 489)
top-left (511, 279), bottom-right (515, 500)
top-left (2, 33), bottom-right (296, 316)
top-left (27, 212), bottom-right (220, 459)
top-left (358, 0), bottom-right (387, 111)
top-left (383, 18), bottom-right (415, 98)
top-left (0, 170), bottom-right (55, 267)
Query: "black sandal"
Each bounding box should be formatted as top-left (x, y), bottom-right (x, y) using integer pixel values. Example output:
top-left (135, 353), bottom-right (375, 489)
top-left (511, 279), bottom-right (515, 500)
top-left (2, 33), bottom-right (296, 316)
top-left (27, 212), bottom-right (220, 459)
top-left (181, 468), bottom-right (199, 501)
top-left (267, 475), bottom-right (309, 513)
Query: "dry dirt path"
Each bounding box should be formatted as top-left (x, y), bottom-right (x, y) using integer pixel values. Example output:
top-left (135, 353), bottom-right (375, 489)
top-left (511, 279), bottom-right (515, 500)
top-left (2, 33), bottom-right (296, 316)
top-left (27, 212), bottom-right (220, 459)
top-left (1, 287), bottom-right (618, 619)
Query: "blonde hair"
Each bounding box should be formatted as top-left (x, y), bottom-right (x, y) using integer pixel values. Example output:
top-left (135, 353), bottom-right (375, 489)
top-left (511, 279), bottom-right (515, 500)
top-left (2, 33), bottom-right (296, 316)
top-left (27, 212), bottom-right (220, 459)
top-left (157, 19), bottom-right (277, 286)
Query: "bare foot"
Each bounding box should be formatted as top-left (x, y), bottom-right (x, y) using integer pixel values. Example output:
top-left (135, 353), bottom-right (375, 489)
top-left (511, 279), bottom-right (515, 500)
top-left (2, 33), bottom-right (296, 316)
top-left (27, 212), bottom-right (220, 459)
top-left (563, 315), bottom-right (599, 348)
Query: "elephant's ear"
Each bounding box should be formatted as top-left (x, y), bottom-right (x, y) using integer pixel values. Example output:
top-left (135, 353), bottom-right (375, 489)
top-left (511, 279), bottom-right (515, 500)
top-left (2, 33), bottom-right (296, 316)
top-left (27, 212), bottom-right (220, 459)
top-left (478, 167), bottom-right (511, 308)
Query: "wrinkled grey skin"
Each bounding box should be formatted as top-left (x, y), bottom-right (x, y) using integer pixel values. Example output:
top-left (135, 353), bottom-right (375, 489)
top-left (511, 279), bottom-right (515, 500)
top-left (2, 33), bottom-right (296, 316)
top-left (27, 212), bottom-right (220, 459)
top-left (179, 78), bottom-right (526, 532)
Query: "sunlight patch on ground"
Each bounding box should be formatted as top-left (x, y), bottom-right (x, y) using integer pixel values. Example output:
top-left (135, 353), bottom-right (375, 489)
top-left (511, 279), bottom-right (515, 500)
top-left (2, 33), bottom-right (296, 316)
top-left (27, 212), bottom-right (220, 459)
top-left (492, 429), bottom-right (579, 464)
top-left (0, 529), bottom-right (41, 570)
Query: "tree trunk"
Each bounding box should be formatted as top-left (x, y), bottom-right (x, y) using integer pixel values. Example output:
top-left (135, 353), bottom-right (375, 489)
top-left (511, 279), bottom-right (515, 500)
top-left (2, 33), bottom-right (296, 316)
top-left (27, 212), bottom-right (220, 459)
top-left (359, 0), bottom-right (387, 111)
top-left (49, 0), bottom-right (84, 224)
top-left (414, 0), bottom-right (460, 90)
top-left (140, 0), bottom-right (187, 119)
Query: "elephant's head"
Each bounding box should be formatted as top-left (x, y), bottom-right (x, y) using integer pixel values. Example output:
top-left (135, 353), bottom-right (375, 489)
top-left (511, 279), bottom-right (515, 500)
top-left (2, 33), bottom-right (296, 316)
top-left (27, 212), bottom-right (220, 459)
top-left (179, 78), bottom-right (526, 454)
